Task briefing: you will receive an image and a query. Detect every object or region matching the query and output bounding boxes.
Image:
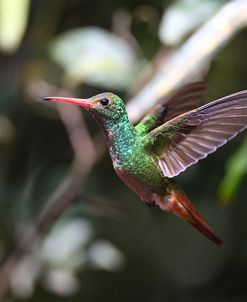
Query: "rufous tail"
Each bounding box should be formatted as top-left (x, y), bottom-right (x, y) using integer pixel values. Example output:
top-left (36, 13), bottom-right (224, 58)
top-left (156, 191), bottom-right (223, 246)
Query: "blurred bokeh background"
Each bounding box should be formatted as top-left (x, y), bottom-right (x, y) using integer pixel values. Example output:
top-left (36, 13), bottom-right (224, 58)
top-left (0, 0), bottom-right (247, 301)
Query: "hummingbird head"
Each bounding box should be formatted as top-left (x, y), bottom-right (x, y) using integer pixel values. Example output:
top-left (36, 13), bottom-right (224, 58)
top-left (44, 92), bottom-right (127, 124)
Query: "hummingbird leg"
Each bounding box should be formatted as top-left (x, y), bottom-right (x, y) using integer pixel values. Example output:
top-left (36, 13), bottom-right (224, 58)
top-left (144, 200), bottom-right (157, 207)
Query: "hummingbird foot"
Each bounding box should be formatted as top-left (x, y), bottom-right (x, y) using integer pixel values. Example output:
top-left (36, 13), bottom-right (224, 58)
top-left (144, 200), bottom-right (157, 207)
top-left (154, 191), bottom-right (223, 246)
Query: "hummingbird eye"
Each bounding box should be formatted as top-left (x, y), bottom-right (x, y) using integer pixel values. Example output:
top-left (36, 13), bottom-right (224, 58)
top-left (100, 98), bottom-right (110, 107)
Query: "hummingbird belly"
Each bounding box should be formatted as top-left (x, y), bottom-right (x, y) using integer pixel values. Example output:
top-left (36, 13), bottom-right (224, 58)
top-left (113, 149), bottom-right (168, 203)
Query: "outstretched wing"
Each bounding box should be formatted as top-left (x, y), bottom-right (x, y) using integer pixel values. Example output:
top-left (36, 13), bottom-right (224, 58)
top-left (135, 82), bottom-right (206, 134)
top-left (145, 90), bottom-right (247, 178)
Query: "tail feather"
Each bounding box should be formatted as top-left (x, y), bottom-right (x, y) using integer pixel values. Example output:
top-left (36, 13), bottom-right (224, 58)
top-left (155, 191), bottom-right (223, 246)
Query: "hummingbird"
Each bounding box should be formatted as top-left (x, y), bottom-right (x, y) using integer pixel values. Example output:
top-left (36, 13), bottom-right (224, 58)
top-left (44, 82), bottom-right (247, 245)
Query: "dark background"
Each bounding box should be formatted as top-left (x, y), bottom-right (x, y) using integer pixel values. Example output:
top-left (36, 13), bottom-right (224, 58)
top-left (0, 0), bottom-right (247, 301)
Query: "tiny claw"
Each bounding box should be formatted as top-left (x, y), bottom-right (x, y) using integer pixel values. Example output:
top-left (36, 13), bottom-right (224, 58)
top-left (144, 200), bottom-right (157, 207)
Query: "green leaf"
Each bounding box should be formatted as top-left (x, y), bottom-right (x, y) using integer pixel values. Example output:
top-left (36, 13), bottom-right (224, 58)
top-left (159, 0), bottom-right (224, 46)
top-left (0, 0), bottom-right (30, 53)
top-left (218, 136), bottom-right (247, 204)
top-left (49, 27), bottom-right (143, 90)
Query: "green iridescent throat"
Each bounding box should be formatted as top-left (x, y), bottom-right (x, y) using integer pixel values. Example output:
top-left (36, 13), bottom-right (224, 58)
top-left (101, 114), bottom-right (138, 164)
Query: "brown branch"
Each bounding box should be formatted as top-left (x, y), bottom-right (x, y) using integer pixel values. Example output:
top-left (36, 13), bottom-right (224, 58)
top-left (0, 85), bottom-right (105, 299)
top-left (127, 0), bottom-right (247, 122)
top-left (35, 105), bottom-right (97, 235)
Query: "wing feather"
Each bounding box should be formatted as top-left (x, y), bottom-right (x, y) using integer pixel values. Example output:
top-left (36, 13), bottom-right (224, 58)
top-left (135, 82), bottom-right (205, 134)
top-left (146, 90), bottom-right (247, 178)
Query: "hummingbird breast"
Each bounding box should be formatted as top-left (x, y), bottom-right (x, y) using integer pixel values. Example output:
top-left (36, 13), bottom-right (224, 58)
top-left (104, 120), bottom-right (169, 202)
top-left (112, 142), bottom-right (169, 202)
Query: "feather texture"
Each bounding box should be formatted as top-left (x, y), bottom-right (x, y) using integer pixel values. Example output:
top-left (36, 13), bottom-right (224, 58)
top-left (146, 90), bottom-right (247, 178)
top-left (135, 82), bottom-right (205, 134)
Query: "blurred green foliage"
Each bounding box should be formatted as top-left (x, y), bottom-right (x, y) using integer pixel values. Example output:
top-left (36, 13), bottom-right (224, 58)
top-left (218, 137), bottom-right (247, 204)
top-left (0, 0), bottom-right (30, 53)
top-left (49, 27), bottom-right (144, 89)
top-left (0, 0), bottom-right (247, 301)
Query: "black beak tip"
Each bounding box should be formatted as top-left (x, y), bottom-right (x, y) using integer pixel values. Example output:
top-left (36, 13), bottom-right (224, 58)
top-left (43, 97), bottom-right (51, 101)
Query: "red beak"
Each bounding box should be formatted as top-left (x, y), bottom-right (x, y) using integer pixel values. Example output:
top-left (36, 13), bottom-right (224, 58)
top-left (43, 96), bottom-right (91, 109)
